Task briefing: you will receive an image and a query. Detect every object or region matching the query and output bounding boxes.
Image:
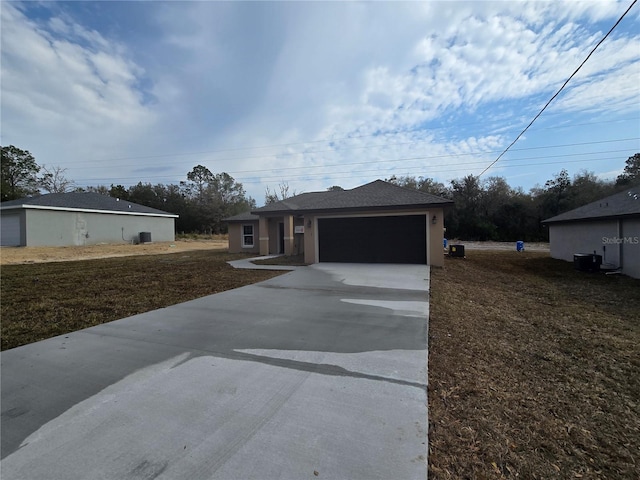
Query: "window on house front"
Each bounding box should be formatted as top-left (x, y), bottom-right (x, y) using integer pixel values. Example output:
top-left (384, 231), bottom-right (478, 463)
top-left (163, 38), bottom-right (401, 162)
top-left (242, 224), bottom-right (254, 247)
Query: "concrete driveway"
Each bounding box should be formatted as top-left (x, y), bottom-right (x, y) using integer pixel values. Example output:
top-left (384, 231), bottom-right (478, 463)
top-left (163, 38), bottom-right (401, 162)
top-left (1, 263), bottom-right (430, 480)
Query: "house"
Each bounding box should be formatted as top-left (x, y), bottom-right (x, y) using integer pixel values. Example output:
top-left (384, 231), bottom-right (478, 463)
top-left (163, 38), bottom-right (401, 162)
top-left (543, 186), bottom-right (640, 279)
top-left (0, 192), bottom-right (178, 247)
top-left (226, 179), bottom-right (454, 266)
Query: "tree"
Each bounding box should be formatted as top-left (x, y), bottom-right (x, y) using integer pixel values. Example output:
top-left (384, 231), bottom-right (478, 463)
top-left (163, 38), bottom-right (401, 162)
top-left (109, 184), bottom-right (129, 200)
top-left (386, 175), bottom-right (449, 197)
top-left (38, 165), bottom-right (75, 193)
top-left (1, 145), bottom-right (40, 201)
top-left (185, 165), bottom-right (214, 204)
top-left (180, 167), bottom-right (254, 233)
top-left (616, 153), bottom-right (640, 186)
top-left (327, 185), bottom-right (344, 191)
top-left (84, 185), bottom-right (110, 195)
top-left (265, 181), bottom-right (298, 205)
top-left (542, 169), bottom-right (571, 216)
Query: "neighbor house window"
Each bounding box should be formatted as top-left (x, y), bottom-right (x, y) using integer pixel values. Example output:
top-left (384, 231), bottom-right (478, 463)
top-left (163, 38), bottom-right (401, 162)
top-left (242, 224), bottom-right (254, 247)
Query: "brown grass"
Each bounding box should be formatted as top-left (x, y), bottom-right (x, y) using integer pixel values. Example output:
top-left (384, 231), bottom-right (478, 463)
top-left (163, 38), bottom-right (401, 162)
top-left (1, 251), bottom-right (283, 351)
top-left (429, 251), bottom-right (640, 479)
top-left (0, 238), bottom-right (228, 265)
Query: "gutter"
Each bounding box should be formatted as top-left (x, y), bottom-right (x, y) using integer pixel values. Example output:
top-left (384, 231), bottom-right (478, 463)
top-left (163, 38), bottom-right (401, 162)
top-left (0, 204), bottom-right (178, 218)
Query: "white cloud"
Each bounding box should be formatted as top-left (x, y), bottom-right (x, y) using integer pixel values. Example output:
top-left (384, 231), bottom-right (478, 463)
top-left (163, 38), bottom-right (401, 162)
top-left (1, 0), bottom-right (637, 202)
top-left (1, 3), bottom-right (158, 183)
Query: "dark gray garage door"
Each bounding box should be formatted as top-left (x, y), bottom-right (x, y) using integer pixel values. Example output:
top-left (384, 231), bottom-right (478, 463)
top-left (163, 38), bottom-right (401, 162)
top-left (318, 215), bottom-right (427, 264)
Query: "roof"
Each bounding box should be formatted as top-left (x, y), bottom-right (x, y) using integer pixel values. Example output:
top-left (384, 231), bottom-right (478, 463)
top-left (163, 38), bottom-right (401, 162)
top-left (0, 192), bottom-right (178, 217)
top-left (251, 180), bottom-right (453, 215)
top-left (225, 211), bottom-right (260, 222)
top-left (543, 186), bottom-right (640, 224)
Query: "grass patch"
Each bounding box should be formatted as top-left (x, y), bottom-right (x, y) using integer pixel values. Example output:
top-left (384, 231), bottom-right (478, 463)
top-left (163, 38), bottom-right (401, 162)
top-left (1, 251), bottom-right (283, 351)
top-left (428, 251), bottom-right (640, 479)
top-left (252, 254), bottom-right (309, 266)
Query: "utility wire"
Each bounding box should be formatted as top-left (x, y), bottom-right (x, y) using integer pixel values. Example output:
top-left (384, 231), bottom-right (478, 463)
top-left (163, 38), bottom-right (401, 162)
top-left (477, 0), bottom-right (638, 177)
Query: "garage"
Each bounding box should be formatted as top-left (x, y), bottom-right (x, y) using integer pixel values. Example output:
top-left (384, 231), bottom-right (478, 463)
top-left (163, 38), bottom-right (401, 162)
top-left (318, 215), bottom-right (427, 264)
top-left (1, 214), bottom-right (22, 246)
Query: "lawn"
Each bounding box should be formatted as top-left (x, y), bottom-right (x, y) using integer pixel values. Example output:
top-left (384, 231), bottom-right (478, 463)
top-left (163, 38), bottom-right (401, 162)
top-left (0, 251), bottom-right (283, 351)
top-left (2, 248), bottom-right (639, 478)
top-left (429, 251), bottom-right (640, 479)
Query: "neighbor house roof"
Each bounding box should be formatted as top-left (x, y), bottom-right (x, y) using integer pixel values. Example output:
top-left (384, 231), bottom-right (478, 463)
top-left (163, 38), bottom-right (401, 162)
top-left (543, 186), bottom-right (640, 224)
top-left (251, 180), bottom-right (453, 215)
top-left (0, 192), bottom-right (178, 217)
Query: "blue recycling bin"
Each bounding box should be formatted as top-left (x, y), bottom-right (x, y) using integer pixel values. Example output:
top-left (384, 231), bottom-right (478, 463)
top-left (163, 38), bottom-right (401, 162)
top-left (516, 240), bottom-right (524, 252)
top-left (443, 238), bottom-right (448, 249)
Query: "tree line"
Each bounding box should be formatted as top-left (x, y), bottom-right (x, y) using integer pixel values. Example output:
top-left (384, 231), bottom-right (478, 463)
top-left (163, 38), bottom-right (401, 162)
top-left (386, 153), bottom-right (639, 241)
top-left (1, 145), bottom-right (254, 233)
top-left (2, 145), bottom-right (638, 239)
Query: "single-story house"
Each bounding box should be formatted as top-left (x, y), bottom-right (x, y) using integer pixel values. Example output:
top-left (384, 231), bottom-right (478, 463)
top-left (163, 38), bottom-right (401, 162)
top-left (226, 179), bottom-right (454, 266)
top-left (542, 186), bottom-right (640, 279)
top-left (0, 192), bottom-right (178, 247)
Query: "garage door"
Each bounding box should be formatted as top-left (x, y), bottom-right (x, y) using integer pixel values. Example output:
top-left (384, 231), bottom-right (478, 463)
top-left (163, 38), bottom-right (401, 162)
top-left (1, 214), bottom-right (22, 246)
top-left (318, 215), bottom-right (427, 264)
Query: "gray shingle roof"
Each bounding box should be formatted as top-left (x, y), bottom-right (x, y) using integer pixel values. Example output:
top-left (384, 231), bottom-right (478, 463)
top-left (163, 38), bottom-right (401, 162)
top-left (543, 186), bottom-right (640, 224)
top-left (0, 192), bottom-right (177, 217)
top-left (225, 211), bottom-right (260, 222)
top-left (251, 180), bottom-right (453, 215)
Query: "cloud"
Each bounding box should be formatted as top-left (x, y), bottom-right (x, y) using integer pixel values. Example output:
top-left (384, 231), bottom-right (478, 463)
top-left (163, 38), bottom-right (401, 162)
top-left (1, 3), bottom-right (158, 180)
top-left (1, 0), bottom-right (637, 202)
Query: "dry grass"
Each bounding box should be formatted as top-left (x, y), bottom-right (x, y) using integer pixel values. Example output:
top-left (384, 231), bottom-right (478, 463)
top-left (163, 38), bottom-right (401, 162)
top-left (1, 251), bottom-right (283, 351)
top-left (0, 239), bottom-right (228, 265)
top-left (429, 251), bottom-right (640, 479)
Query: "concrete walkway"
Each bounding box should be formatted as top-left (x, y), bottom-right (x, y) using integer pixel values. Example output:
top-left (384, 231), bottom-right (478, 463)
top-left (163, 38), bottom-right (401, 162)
top-left (227, 255), bottom-right (300, 270)
top-left (1, 263), bottom-right (429, 480)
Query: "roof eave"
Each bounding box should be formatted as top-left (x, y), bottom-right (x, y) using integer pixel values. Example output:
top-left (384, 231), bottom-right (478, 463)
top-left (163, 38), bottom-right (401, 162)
top-left (0, 204), bottom-right (178, 218)
top-left (542, 212), bottom-right (640, 225)
top-left (252, 201), bottom-right (454, 216)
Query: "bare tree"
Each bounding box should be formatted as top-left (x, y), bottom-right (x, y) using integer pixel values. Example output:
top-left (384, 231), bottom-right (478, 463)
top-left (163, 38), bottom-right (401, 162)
top-left (264, 181), bottom-right (299, 205)
top-left (39, 165), bottom-right (75, 193)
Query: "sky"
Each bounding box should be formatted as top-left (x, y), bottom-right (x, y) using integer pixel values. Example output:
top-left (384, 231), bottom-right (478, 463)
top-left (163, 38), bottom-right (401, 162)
top-left (1, 0), bottom-right (639, 205)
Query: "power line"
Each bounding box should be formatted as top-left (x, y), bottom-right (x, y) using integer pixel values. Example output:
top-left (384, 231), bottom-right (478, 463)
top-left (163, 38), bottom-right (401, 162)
top-left (477, 0), bottom-right (638, 178)
top-left (72, 150), bottom-right (634, 184)
top-left (62, 135), bottom-right (640, 173)
top-left (40, 115), bottom-right (639, 169)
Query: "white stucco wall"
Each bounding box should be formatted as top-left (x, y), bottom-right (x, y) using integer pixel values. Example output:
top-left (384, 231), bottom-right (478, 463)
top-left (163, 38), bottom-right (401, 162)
top-left (549, 218), bottom-right (640, 279)
top-left (23, 209), bottom-right (175, 246)
top-left (620, 218), bottom-right (640, 279)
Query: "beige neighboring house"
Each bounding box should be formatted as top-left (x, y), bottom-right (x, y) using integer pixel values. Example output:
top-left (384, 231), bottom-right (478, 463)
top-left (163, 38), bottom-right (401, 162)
top-left (543, 186), bottom-right (640, 279)
top-left (0, 192), bottom-right (178, 247)
top-left (226, 179), bottom-right (454, 266)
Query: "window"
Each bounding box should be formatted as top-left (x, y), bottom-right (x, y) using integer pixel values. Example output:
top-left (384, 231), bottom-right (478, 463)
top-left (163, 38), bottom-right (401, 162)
top-left (242, 224), bottom-right (254, 247)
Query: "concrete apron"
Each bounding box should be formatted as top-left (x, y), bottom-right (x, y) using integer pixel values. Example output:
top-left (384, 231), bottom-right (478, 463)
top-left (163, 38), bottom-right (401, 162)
top-left (1, 263), bottom-right (430, 480)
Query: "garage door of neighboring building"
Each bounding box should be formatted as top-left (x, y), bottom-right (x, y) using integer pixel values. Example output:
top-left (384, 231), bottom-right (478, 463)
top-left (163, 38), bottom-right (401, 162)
top-left (318, 215), bottom-right (427, 264)
top-left (1, 215), bottom-right (22, 246)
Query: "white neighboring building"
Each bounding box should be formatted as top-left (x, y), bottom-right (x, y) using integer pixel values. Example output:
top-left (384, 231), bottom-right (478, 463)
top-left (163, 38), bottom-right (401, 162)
top-left (1, 192), bottom-right (178, 247)
top-left (543, 186), bottom-right (640, 279)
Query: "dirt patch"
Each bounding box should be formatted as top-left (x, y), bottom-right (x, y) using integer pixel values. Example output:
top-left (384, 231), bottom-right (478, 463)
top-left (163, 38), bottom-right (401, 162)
top-left (447, 240), bottom-right (550, 251)
top-left (0, 239), bottom-right (228, 265)
top-left (428, 251), bottom-right (640, 479)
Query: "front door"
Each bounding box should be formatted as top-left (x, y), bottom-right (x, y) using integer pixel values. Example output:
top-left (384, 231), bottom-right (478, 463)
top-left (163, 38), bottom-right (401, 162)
top-left (278, 222), bottom-right (285, 254)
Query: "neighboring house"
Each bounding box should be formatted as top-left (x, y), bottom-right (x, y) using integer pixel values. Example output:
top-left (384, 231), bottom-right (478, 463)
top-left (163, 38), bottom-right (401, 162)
top-left (226, 179), bottom-right (454, 266)
top-left (543, 186), bottom-right (640, 279)
top-left (0, 192), bottom-right (178, 247)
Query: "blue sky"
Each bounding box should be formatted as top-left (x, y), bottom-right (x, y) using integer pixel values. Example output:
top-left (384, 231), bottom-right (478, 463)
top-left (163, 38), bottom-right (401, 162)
top-left (1, 0), bottom-right (639, 204)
